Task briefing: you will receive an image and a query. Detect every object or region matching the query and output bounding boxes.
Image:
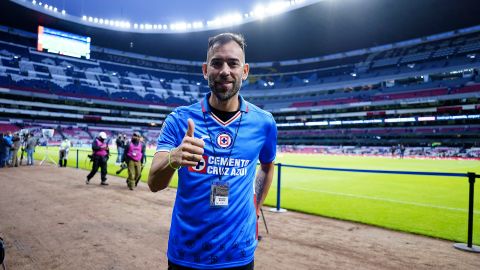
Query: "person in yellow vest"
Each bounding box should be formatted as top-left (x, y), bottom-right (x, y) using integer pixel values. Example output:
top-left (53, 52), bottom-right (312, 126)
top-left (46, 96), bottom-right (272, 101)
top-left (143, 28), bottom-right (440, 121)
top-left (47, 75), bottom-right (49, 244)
top-left (123, 132), bottom-right (145, 190)
top-left (59, 138), bottom-right (70, 167)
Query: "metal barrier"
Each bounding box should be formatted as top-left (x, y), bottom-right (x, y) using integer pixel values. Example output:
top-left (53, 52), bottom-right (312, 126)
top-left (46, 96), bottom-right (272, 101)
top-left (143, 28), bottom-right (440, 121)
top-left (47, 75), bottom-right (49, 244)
top-left (71, 149), bottom-right (478, 251)
top-left (271, 163), bottom-right (479, 253)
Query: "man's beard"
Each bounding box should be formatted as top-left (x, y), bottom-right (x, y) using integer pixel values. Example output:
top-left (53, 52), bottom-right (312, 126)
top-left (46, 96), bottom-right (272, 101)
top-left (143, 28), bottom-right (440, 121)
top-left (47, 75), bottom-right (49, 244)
top-left (208, 77), bottom-right (242, 102)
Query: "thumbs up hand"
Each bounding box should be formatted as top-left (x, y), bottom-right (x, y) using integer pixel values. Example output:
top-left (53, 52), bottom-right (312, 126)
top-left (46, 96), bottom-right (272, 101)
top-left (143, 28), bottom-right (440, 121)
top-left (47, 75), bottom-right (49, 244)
top-left (169, 119), bottom-right (205, 168)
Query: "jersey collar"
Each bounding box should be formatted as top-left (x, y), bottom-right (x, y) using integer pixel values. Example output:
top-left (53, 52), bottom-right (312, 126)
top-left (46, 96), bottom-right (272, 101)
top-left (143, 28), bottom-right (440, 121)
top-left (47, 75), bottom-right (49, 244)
top-left (201, 92), bottom-right (249, 113)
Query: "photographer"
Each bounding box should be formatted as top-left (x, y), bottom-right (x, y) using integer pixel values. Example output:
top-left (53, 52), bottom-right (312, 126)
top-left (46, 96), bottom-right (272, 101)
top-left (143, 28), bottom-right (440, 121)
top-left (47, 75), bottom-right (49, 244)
top-left (25, 132), bottom-right (38, 166)
top-left (86, 132), bottom-right (109, 185)
top-left (122, 132), bottom-right (145, 190)
top-left (58, 138), bottom-right (70, 167)
top-left (10, 132), bottom-right (21, 167)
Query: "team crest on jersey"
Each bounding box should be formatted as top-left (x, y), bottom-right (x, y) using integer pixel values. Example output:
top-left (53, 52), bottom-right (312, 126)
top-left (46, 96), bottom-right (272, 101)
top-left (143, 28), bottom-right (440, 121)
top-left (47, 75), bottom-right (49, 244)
top-left (216, 132), bottom-right (233, 149)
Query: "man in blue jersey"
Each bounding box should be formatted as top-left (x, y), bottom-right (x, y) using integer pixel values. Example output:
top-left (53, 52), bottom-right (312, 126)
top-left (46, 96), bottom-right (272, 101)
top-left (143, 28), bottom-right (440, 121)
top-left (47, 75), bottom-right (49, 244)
top-left (148, 33), bottom-right (277, 270)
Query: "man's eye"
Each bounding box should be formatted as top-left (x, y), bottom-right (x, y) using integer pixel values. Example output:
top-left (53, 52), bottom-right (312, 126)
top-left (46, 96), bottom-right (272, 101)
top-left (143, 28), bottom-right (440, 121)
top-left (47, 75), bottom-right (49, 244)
top-left (211, 61), bottom-right (222, 67)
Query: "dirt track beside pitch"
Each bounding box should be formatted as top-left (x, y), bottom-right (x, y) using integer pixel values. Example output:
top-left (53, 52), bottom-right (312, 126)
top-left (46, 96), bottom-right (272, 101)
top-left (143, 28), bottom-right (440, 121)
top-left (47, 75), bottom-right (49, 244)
top-left (0, 165), bottom-right (479, 270)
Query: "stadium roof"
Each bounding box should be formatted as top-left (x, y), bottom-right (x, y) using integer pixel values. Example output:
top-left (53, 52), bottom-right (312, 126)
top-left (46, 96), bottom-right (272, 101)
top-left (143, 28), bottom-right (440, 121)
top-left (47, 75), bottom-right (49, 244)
top-left (1, 0), bottom-right (480, 62)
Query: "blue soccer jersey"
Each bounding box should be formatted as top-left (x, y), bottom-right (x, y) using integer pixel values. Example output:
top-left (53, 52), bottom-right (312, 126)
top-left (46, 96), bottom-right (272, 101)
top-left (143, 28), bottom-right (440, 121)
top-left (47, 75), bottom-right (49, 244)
top-left (156, 93), bottom-right (277, 269)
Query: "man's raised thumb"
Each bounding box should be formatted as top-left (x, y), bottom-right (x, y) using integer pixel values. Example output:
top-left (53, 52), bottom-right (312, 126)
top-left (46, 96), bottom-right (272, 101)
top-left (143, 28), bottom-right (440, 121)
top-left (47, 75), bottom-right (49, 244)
top-left (186, 118), bottom-right (195, 137)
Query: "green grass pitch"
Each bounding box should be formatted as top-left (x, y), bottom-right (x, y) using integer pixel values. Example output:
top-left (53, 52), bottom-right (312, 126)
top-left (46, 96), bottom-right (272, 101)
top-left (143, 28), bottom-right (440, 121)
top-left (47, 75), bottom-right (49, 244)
top-left (33, 147), bottom-right (480, 244)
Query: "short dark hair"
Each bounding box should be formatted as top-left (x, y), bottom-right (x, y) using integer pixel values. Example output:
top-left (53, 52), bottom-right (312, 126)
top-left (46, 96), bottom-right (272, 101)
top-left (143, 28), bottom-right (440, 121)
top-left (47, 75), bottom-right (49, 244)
top-left (207, 33), bottom-right (246, 59)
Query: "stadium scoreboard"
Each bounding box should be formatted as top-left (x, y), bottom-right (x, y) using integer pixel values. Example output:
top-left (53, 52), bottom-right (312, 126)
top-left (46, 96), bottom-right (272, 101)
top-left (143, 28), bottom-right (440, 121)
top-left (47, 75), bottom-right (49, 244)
top-left (37, 26), bottom-right (91, 59)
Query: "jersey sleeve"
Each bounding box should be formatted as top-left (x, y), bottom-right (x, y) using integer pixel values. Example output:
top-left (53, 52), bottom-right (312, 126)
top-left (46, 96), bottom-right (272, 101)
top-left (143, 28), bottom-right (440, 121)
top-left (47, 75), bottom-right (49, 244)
top-left (156, 112), bottom-right (180, 153)
top-left (259, 114), bottom-right (277, 163)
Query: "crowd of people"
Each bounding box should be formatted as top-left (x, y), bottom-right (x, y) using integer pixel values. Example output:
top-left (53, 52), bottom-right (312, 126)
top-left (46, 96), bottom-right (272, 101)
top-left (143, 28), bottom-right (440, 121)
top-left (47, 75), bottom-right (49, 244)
top-left (0, 131), bottom-right (39, 168)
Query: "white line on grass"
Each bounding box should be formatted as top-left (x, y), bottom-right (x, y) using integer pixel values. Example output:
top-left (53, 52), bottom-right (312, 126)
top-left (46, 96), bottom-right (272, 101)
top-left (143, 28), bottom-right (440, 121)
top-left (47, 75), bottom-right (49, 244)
top-left (291, 187), bottom-right (480, 214)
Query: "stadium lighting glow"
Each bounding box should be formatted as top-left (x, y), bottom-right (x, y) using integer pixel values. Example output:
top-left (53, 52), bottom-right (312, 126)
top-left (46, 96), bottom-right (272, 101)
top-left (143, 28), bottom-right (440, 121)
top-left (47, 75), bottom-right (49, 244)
top-left (305, 121), bottom-right (328, 126)
top-left (267, 1), bottom-right (290, 15)
top-left (329, 121), bottom-right (342, 125)
top-left (385, 117), bottom-right (416, 123)
top-left (418, 116), bottom-right (436, 121)
top-left (38, 2), bottom-right (42, 6)
top-left (44, 0), bottom-right (319, 32)
top-left (253, 5), bottom-right (266, 19)
top-left (32, 0), bottom-right (36, 4)
top-left (350, 72), bottom-right (357, 77)
top-left (192, 21), bottom-right (204, 29)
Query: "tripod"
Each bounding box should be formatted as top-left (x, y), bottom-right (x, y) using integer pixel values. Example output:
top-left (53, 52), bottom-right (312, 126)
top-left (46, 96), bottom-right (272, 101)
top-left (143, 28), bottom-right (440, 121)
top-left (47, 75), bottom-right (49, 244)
top-left (40, 145), bottom-right (57, 166)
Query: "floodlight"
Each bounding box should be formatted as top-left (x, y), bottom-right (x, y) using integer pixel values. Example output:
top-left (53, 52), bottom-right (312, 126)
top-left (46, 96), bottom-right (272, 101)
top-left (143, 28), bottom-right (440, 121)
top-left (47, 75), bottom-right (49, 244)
top-left (133, 23), bottom-right (138, 29)
top-left (94, 18), bottom-right (98, 23)
top-left (61, 10), bottom-right (65, 15)
top-left (82, 15), bottom-right (87, 20)
top-left (253, 6), bottom-right (266, 19)
top-left (53, 7), bottom-right (57, 12)
top-left (88, 16), bottom-right (93, 22)
top-left (193, 21), bottom-right (204, 29)
top-left (44, 4), bottom-right (48, 9)
top-left (32, 0), bottom-right (36, 4)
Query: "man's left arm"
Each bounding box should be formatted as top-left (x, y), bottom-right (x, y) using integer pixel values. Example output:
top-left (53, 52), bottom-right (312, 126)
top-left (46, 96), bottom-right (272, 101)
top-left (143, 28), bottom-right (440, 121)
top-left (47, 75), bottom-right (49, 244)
top-left (255, 162), bottom-right (275, 217)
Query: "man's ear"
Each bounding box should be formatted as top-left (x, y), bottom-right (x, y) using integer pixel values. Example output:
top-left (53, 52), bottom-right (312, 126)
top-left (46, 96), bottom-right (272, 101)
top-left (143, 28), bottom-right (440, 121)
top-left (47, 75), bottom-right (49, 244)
top-left (202, 63), bottom-right (208, 80)
top-left (242, 63), bottom-right (249, 80)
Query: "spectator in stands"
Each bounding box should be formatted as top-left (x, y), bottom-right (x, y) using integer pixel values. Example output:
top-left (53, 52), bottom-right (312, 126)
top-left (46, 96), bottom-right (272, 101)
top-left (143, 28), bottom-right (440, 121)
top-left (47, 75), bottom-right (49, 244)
top-left (390, 145), bottom-right (396, 157)
top-left (25, 132), bottom-right (38, 166)
top-left (58, 138), bottom-right (70, 167)
top-left (148, 33), bottom-right (277, 270)
top-left (122, 132), bottom-right (145, 190)
top-left (115, 134), bottom-right (126, 164)
top-left (86, 132), bottom-right (109, 185)
top-left (399, 144), bottom-right (406, 159)
top-left (10, 132), bottom-right (21, 167)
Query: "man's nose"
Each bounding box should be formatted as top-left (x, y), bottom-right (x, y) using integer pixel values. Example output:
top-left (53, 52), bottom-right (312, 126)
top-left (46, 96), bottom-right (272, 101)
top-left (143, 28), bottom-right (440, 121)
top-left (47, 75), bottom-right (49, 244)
top-left (219, 63), bottom-right (230, 76)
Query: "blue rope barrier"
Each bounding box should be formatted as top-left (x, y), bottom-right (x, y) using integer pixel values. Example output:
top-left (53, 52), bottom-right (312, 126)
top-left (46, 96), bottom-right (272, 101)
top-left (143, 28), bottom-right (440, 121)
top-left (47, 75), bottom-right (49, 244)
top-left (279, 163), bottom-right (468, 178)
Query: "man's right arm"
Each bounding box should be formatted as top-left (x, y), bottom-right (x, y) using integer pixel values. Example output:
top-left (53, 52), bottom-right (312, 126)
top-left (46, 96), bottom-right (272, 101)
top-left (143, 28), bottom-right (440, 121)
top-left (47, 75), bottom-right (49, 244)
top-left (147, 151), bottom-right (177, 192)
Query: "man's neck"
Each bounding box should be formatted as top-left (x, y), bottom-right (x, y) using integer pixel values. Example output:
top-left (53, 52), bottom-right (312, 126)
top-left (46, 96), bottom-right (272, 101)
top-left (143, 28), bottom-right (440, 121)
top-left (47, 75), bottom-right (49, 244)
top-left (209, 94), bottom-right (240, 112)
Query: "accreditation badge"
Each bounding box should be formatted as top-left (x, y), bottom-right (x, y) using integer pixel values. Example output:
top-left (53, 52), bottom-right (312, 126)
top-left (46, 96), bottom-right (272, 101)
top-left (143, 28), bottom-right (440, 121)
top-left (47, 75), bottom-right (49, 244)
top-left (210, 181), bottom-right (229, 208)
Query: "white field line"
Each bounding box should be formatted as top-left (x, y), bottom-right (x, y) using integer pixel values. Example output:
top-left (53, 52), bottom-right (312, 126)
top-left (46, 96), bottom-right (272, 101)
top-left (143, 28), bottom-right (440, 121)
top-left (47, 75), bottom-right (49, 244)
top-left (291, 186), bottom-right (480, 215)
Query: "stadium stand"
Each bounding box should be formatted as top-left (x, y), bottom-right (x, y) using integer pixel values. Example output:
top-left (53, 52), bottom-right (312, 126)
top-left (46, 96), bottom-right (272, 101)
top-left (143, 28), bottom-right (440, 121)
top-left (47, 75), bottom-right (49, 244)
top-left (0, 23), bottom-right (479, 152)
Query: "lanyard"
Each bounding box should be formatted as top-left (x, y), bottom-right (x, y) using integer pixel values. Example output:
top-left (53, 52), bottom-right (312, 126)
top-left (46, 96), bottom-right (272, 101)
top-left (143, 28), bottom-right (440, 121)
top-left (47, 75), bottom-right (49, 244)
top-left (202, 111), bottom-right (243, 182)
